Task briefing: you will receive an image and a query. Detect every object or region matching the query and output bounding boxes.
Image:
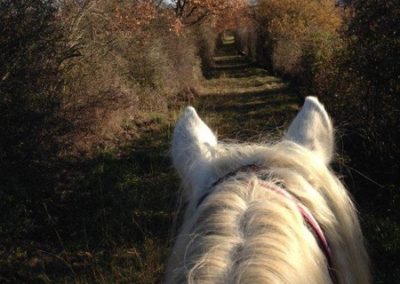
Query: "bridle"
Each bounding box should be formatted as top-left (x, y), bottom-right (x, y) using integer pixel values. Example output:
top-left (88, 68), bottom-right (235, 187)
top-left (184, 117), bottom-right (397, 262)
top-left (196, 164), bottom-right (337, 283)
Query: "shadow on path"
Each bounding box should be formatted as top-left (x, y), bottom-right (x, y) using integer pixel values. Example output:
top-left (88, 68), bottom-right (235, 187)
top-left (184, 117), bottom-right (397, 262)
top-left (198, 41), bottom-right (300, 141)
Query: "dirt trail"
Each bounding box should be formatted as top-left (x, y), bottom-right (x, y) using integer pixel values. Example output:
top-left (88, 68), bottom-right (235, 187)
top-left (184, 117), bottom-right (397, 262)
top-left (197, 38), bottom-right (300, 142)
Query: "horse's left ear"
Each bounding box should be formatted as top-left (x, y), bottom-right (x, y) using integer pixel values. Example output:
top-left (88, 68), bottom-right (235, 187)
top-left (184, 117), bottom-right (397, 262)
top-left (172, 107), bottom-right (217, 183)
top-left (285, 96), bottom-right (334, 164)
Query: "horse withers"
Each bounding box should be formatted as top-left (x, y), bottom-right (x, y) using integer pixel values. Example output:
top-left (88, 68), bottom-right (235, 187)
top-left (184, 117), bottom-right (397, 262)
top-left (166, 97), bottom-right (370, 284)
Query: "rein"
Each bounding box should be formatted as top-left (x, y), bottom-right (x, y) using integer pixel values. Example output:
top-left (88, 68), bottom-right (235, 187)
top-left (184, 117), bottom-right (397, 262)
top-left (196, 164), bottom-right (337, 282)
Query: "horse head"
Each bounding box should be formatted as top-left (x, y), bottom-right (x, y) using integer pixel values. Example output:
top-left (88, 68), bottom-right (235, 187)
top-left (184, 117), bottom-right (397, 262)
top-left (167, 97), bottom-right (370, 284)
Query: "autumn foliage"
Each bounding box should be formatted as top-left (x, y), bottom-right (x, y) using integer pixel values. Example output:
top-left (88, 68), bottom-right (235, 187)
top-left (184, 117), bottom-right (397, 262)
top-left (256, 0), bottom-right (342, 77)
top-left (114, 1), bottom-right (157, 33)
top-left (174, 0), bottom-right (247, 25)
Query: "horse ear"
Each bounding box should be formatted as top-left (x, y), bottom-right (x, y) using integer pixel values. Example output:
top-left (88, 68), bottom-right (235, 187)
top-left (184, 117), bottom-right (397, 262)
top-left (285, 96), bottom-right (334, 164)
top-left (172, 107), bottom-right (217, 180)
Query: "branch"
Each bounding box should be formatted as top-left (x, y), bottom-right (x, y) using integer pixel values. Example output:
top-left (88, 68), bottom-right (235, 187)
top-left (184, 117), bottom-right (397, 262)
top-left (185, 6), bottom-right (197, 19)
top-left (183, 11), bottom-right (209, 26)
top-left (154, 0), bottom-right (163, 8)
top-left (176, 0), bottom-right (182, 16)
top-left (181, 0), bottom-right (187, 12)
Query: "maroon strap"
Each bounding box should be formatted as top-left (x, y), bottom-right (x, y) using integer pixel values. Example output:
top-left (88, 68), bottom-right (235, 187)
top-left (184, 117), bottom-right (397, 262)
top-left (259, 181), bottom-right (336, 282)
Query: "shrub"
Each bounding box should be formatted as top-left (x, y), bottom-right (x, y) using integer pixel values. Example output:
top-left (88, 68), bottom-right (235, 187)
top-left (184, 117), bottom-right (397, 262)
top-left (345, 0), bottom-right (400, 163)
top-left (313, 0), bottom-right (400, 168)
top-left (0, 0), bottom-right (68, 241)
top-left (256, 0), bottom-right (342, 80)
top-left (59, 1), bottom-right (203, 154)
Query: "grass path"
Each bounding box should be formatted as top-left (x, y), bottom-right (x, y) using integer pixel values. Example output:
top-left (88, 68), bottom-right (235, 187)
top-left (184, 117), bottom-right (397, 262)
top-left (196, 39), bottom-right (300, 142)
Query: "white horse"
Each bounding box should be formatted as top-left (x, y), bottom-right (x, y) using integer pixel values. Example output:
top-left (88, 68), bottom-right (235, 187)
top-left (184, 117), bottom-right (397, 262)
top-left (166, 97), bottom-right (370, 284)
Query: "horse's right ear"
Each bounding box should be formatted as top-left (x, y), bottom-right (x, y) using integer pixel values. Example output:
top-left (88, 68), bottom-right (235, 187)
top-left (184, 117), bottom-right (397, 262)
top-left (285, 96), bottom-right (334, 164)
top-left (172, 107), bottom-right (217, 184)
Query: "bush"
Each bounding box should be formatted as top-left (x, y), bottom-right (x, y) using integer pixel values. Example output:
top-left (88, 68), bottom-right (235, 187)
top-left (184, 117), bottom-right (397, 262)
top-left (313, 0), bottom-right (400, 168)
top-left (255, 0), bottom-right (341, 80)
top-left (345, 0), bottom-right (400, 163)
top-left (254, 0), bottom-right (399, 167)
top-left (59, 1), bottom-right (203, 154)
top-left (0, 0), bottom-right (67, 241)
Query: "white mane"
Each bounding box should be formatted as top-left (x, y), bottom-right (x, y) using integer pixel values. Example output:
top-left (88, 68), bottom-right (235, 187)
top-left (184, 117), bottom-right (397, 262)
top-left (166, 97), bottom-right (370, 284)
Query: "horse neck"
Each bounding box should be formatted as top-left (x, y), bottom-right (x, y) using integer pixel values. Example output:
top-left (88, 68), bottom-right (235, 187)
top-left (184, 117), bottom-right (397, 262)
top-left (166, 176), bottom-right (332, 284)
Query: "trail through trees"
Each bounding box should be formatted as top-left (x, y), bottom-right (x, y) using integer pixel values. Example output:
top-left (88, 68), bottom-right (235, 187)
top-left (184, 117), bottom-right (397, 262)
top-left (197, 35), bottom-right (300, 141)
